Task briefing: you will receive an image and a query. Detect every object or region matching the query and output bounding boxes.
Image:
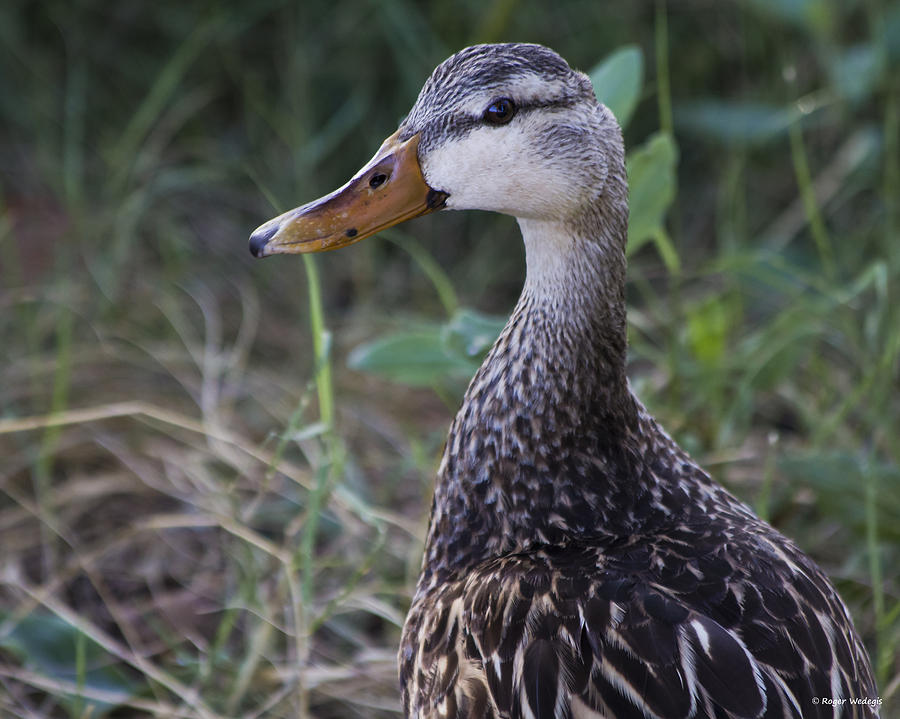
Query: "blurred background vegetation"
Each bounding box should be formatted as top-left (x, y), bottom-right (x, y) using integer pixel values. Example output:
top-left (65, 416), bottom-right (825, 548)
top-left (1, 0), bottom-right (898, 716)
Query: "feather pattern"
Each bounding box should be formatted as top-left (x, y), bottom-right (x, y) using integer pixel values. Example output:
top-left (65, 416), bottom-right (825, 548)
top-left (379, 43), bottom-right (876, 718)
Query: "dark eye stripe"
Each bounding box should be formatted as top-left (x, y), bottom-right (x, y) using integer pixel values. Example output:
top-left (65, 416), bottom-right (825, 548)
top-left (415, 96), bottom-right (580, 151)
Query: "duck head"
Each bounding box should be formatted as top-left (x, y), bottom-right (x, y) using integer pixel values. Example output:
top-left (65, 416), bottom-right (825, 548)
top-left (249, 43), bottom-right (625, 258)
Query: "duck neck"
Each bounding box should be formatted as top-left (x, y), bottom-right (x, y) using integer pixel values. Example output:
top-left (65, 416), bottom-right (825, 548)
top-left (420, 207), bottom-right (651, 587)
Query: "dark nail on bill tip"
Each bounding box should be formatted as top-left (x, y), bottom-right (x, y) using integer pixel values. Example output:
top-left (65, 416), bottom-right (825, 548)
top-left (346, 228), bottom-right (358, 238)
top-left (249, 224), bottom-right (279, 257)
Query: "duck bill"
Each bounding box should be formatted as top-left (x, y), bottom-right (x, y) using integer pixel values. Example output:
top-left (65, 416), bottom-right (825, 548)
top-left (249, 131), bottom-right (448, 257)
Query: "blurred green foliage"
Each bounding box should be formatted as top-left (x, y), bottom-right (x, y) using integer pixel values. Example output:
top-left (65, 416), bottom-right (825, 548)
top-left (0, 611), bottom-right (140, 716)
top-left (1, 0), bottom-right (898, 716)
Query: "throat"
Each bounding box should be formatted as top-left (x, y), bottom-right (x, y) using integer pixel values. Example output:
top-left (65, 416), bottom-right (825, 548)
top-left (421, 216), bottom-right (646, 584)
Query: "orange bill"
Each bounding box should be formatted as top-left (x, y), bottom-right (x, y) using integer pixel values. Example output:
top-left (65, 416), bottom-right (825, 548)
top-left (249, 131), bottom-right (447, 257)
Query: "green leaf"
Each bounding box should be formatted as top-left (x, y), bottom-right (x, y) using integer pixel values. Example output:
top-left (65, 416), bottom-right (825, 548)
top-left (589, 45), bottom-right (643, 130)
top-left (675, 101), bottom-right (795, 145)
top-left (347, 326), bottom-right (474, 387)
top-left (649, 228), bottom-right (681, 274)
top-left (0, 611), bottom-right (141, 717)
top-left (887, 3), bottom-right (900, 62)
top-left (626, 132), bottom-right (679, 266)
top-left (742, 0), bottom-right (832, 35)
top-left (348, 309), bottom-right (506, 389)
top-left (829, 43), bottom-right (883, 105)
top-left (441, 308), bottom-right (506, 358)
top-left (686, 298), bottom-right (730, 367)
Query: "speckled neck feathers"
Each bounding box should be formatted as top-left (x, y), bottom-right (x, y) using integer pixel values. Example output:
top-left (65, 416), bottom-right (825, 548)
top-left (420, 182), bottom-right (660, 587)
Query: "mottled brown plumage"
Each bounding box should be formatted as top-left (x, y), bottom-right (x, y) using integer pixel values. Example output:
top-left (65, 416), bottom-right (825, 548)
top-left (251, 42), bottom-right (878, 719)
top-left (397, 44), bottom-right (877, 719)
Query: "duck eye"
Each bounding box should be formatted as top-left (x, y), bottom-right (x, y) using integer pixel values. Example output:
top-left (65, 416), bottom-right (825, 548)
top-left (483, 98), bottom-right (516, 125)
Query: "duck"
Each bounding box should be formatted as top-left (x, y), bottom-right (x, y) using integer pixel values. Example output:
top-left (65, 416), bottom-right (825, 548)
top-left (249, 43), bottom-right (877, 719)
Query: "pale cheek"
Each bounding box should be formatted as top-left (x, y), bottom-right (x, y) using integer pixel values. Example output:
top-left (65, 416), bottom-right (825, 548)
top-left (422, 126), bottom-right (574, 219)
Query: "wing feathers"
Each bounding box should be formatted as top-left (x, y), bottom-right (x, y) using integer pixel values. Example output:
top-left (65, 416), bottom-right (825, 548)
top-left (521, 638), bottom-right (560, 718)
top-left (683, 616), bottom-right (766, 718)
top-left (403, 549), bottom-right (875, 719)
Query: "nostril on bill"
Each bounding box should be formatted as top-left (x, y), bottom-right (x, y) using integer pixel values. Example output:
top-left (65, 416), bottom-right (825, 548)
top-left (249, 223), bottom-right (279, 257)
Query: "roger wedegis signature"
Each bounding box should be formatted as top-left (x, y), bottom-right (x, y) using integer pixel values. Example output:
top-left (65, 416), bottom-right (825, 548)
top-left (811, 697), bottom-right (883, 708)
